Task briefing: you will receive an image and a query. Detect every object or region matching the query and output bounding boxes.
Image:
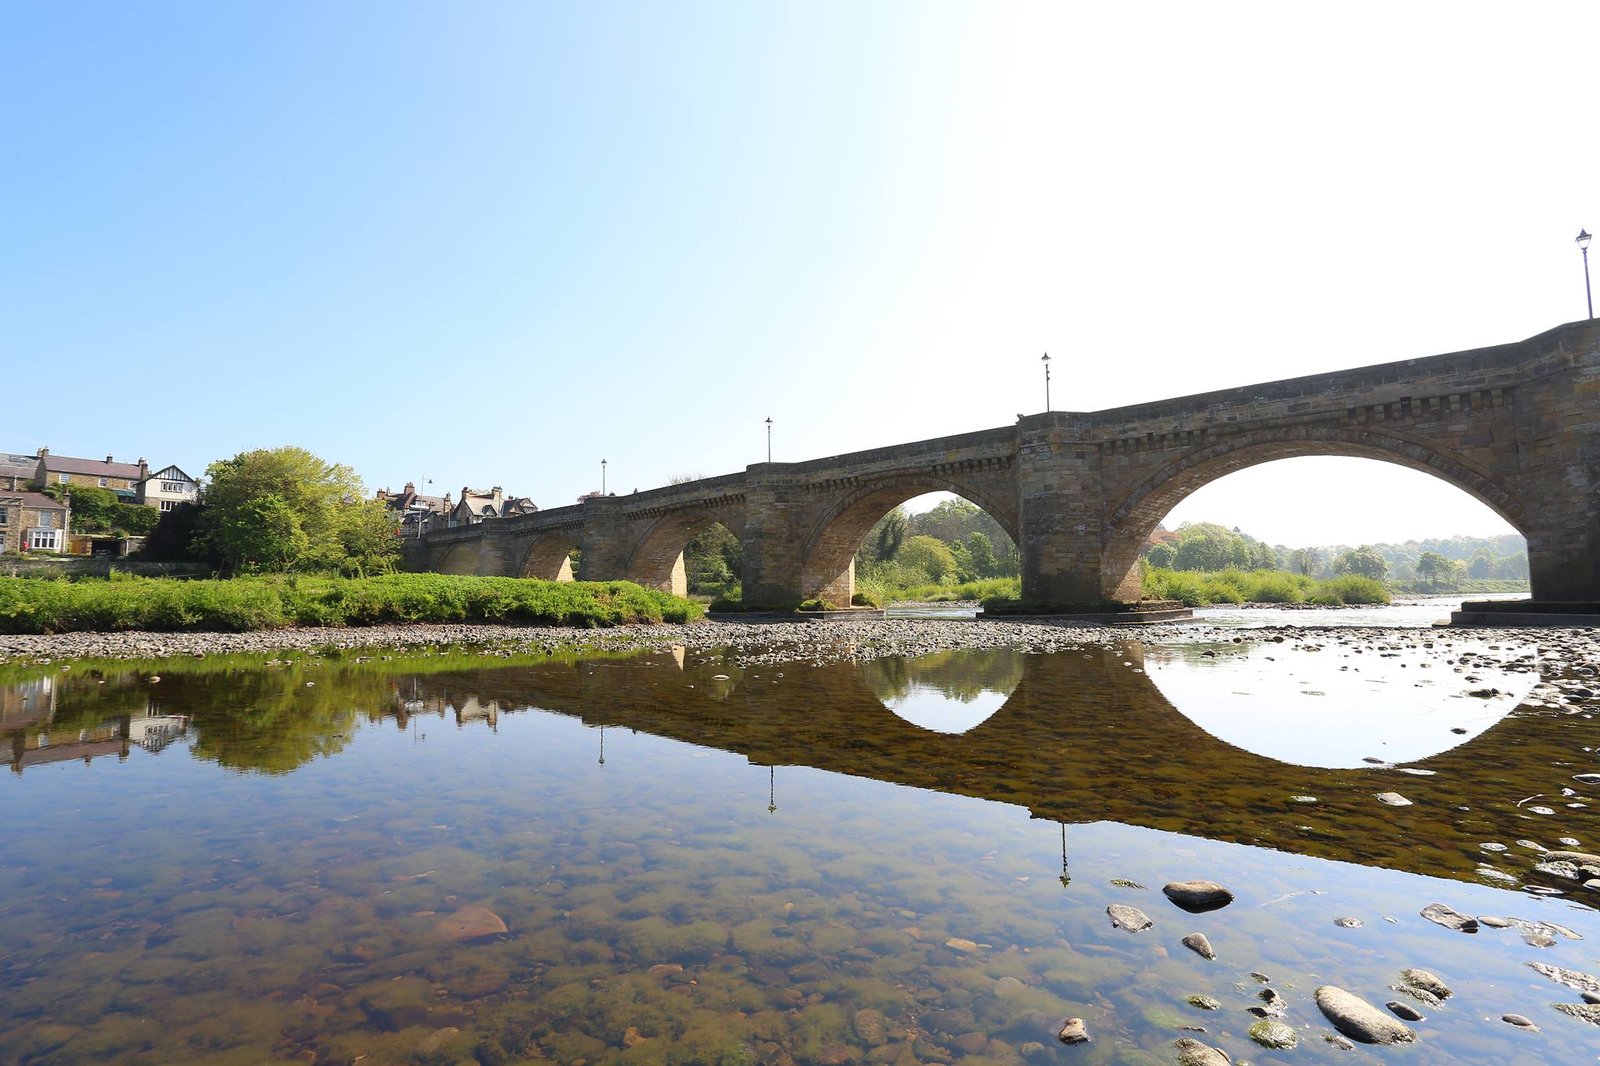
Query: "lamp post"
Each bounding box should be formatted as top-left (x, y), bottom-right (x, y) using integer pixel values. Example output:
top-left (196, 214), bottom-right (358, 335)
top-left (765, 417), bottom-right (772, 463)
top-left (767, 765), bottom-right (776, 814)
top-left (1580, 229), bottom-right (1594, 320)
top-left (601, 458), bottom-right (607, 495)
top-left (1041, 353), bottom-right (1052, 412)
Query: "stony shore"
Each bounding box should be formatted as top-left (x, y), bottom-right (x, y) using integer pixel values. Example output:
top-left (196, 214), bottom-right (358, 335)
top-left (2, 614), bottom-right (1597, 672)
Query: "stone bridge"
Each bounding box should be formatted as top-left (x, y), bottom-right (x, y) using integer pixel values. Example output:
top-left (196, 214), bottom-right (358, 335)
top-left (414, 320), bottom-right (1600, 604)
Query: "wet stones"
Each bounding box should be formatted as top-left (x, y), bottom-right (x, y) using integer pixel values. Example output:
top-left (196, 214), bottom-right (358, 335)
top-left (1527, 961), bottom-right (1600, 996)
top-left (1386, 1000), bottom-right (1425, 1021)
top-left (1554, 1003), bottom-right (1600, 1025)
top-left (852, 1009), bottom-right (888, 1046)
top-left (1314, 985), bottom-right (1417, 1044)
top-left (1107, 904), bottom-right (1152, 932)
top-left (1173, 1036), bottom-right (1232, 1065)
top-left (1248, 1018), bottom-right (1297, 1049)
top-left (1185, 995), bottom-right (1221, 1011)
top-left (1162, 880), bottom-right (1234, 913)
top-left (1055, 1017), bottom-right (1089, 1044)
top-left (1397, 968), bottom-right (1452, 1000)
top-left (1420, 902), bottom-right (1478, 933)
top-left (431, 904), bottom-right (508, 942)
top-left (1502, 1013), bottom-right (1539, 1031)
top-left (1181, 932), bottom-right (1216, 960)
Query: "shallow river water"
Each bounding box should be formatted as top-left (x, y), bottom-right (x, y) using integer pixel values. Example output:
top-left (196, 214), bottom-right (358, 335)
top-left (3, 631), bottom-right (1599, 1065)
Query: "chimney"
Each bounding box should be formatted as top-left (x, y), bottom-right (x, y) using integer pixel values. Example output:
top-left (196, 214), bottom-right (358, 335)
top-left (38, 447), bottom-right (48, 457)
top-left (106, 455), bottom-right (114, 464)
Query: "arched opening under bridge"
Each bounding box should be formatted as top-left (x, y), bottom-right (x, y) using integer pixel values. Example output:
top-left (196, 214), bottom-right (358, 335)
top-left (809, 485), bottom-right (1020, 608)
top-left (1108, 444), bottom-right (1526, 604)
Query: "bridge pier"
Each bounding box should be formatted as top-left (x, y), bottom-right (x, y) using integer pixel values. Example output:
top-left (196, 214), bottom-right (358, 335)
top-left (1015, 414), bottom-right (1109, 604)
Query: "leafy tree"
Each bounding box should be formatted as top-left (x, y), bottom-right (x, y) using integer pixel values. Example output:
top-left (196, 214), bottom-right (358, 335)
top-left (684, 522), bottom-right (742, 594)
top-left (1146, 542), bottom-right (1176, 569)
top-left (194, 446), bottom-right (370, 573)
top-left (60, 485), bottom-right (121, 532)
top-left (1291, 547), bottom-right (1322, 576)
top-left (115, 503), bottom-right (161, 536)
top-left (1333, 545), bottom-right (1388, 580)
top-left (855, 507), bottom-right (910, 572)
top-left (965, 532), bottom-right (1000, 578)
top-left (896, 535), bottom-right (958, 584)
top-left (215, 494), bottom-right (309, 572)
top-left (1415, 550), bottom-right (1455, 590)
top-left (334, 499), bottom-right (403, 576)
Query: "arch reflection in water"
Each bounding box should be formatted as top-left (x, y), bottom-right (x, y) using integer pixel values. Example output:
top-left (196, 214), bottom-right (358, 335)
top-left (1142, 640), bottom-right (1535, 768)
top-left (858, 647), bottom-right (1023, 733)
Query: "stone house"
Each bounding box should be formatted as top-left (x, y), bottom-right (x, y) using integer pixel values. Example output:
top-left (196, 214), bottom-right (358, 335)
top-left (0, 492), bottom-right (71, 554)
top-left (448, 486), bottom-right (537, 527)
top-left (377, 482), bottom-right (454, 536)
top-left (0, 453), bottom-right (37, 491)
top-left (32, 449), bottom-right (149, 501)
top-left (136, 464), bottom-right (201, 513)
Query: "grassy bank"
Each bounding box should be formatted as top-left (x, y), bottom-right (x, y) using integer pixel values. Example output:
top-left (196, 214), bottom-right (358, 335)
top-left (855, 575), bottom-right (1021, 606)
top-left (0, 573), bottom-right (702, 634)
top-left (1142, 566), bottom-right (1391, 607)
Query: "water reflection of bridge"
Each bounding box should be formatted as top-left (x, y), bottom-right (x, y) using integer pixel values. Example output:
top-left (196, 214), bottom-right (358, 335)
top-left (409, 645), bottom-right (1579, 893)
top-left (7, 648), bottom-right (1582, 892)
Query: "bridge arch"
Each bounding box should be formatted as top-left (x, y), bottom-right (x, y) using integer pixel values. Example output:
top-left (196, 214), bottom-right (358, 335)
top-left (433, 541), bottom-right (482, 576)
top-left (1099, 425), bottom-right (1527, 600)
top-left (801, 474), bottom-right (1020, 606)
top-left (517, 532), bottom-right (581, 582)
top-left (626, 508), bottom-right (747, 598)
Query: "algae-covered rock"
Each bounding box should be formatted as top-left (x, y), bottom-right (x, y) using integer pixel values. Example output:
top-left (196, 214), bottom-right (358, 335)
top-left (1173, 1036), bottom-right (1231, 1065)
top-left (432, 904), bottom-right (507, 942)
top-left (1248, 1018), bottom-right (1297, 1049)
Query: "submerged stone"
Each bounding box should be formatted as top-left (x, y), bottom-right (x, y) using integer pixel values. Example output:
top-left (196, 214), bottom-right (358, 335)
top-left (1181, 932), bottom-right (1216, 960)
top-left (1056, 1017), bottom-right (1089, 1044)
top-left (1173, 1036), bottom-right (1231, 1065)
top-left (1314, 985), bottom-right (1417, 1044)
top-left (1107, 904), bottom-right (1153, 932)
top-left (1248, 1019), bottom-right (1297, 1049)
top-left (432, 905), bottom-right (508, 942)
top-left (1420, 902), bottom-right (1478, 933)
top-left (1397, 968), bottom-right (1452, 999)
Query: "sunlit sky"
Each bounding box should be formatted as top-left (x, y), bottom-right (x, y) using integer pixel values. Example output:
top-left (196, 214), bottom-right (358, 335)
top-left (5, 3), bottom-right (1597, 547)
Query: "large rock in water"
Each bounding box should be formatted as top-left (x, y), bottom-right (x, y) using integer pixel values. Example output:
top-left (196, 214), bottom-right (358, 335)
top-left (1163, 880), bottom-right (1235, 913)
top-left (1107, 904), bottom-right (1153, 932)
top-left (1420, 902), bottom-right (1478, 933)
top-left (433, 905), bottom-right (508, 942)
top-left (1315, 985), bottom-right (1417, 1044)
top-left (1173, 1037), bottom-right (1232, 1065)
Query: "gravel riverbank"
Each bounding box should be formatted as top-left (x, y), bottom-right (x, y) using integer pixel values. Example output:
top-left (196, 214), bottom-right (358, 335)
top-left (3, 615), bottom-right (1598, 673)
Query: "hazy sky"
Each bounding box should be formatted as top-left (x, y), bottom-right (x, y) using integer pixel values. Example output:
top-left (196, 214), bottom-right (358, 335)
top-left (5, 2), bottom-right (1596, 547)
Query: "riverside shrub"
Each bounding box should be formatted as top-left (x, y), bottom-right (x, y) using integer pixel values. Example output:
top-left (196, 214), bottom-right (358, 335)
top-left (0, 574), bottom-right (701, 634)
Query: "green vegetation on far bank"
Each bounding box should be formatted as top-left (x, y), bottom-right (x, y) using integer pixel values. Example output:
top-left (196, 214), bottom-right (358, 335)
top-left (1141, 566), bottom-right (1390, 607)
top-left (0, 573), bottom-right (701, 634)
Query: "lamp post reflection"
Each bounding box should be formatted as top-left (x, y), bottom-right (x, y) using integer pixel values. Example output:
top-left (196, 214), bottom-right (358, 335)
top-left (767, 765), bottom-right (777, 814)
top-left (598, 724), bottom-right (605, 766)
top-left (1058, 822), bottom-right (1070, 887)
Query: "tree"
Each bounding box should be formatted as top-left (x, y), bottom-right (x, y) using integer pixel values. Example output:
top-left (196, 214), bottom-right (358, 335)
top-left (1415, 550), bottom-right (1454, 590)
top-left (334, 499), bottom-right (403, 576)
top-left (60, 485), bottom-right (120, 532)
top-left (194, 446), bottom-right (370, 573)
top-left (1146, 542), bottom-right (1176, 569)
top-left (896, 535), bottom-right (959, 584)
top-left (1291, 547), bottom-right (1322, 576)
top-left (965, 532), bottom-right (999, 578)
top-left (1333, 545), bottom-right (1388, 580)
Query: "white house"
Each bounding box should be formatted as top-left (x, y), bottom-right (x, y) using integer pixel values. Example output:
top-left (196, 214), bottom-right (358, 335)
top-left (136, 465), bottom-right (200, 513)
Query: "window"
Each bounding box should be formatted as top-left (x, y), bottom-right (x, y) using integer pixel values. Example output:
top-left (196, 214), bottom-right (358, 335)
top-left (161, 481), bottom-right (184, 493)
top-left (57, 473), bottom-right (69, 485)
top-left (0, 507), bottom-right (7, 526)
top-left (29, 529), bottom-right (63, 551)
top-left (160, 500), bottom-right (176, 511)
top-left (98, 478), bottom-right (108, 487)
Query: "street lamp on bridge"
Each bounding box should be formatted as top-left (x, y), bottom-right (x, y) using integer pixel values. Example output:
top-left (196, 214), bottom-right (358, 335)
top-left (601, 458), bottom-right (607, 495)
top-left (1042, 352), bottom-right (1052, 412)
top-left (1579, 229), bottom-right (1594, 320)
top-left (765, 417), bottom-right (772, 463)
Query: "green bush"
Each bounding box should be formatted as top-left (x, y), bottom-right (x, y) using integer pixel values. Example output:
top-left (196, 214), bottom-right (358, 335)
top-left (1141, 566), bottom-right (1389, 607)
top-left (0, 573), bottom-right (701, 634)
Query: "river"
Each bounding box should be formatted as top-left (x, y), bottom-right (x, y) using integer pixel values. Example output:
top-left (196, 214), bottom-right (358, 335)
top-left (1, 619), bottom-right (1596, 1064)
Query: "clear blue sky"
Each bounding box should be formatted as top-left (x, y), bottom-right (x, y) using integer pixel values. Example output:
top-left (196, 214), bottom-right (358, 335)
top-left (5, 2), bottom-right (1597, 545)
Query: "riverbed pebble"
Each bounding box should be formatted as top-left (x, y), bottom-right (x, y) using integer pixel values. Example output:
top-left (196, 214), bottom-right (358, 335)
top-left (1314, 985), bottom-right (1417, 1044)
top-left (1162, 880), bottom-right (1234, 912)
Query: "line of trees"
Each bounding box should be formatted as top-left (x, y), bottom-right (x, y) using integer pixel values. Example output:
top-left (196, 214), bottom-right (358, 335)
top-left (1142, 521), bottom-right (1528, 588)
